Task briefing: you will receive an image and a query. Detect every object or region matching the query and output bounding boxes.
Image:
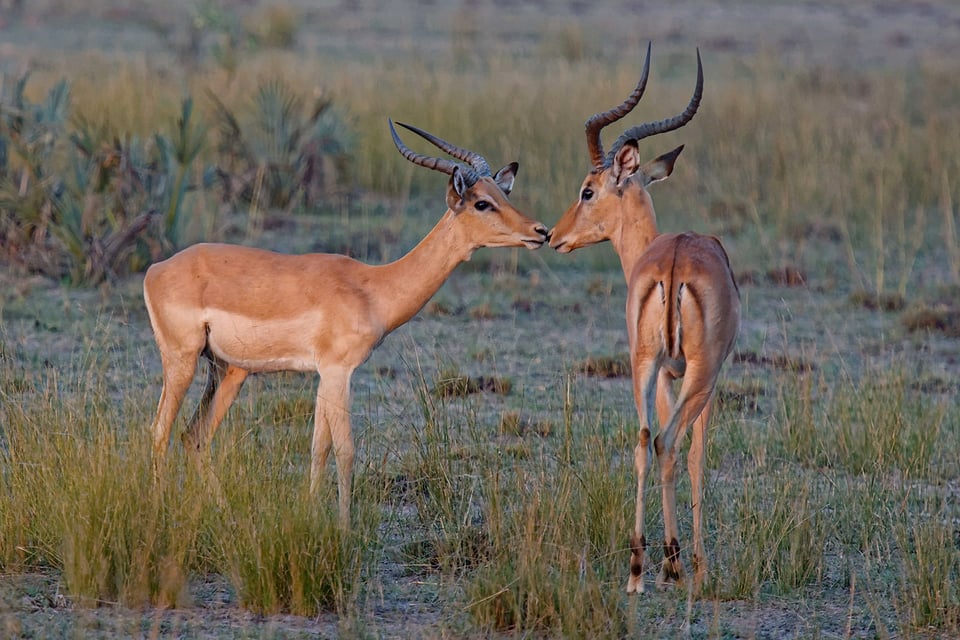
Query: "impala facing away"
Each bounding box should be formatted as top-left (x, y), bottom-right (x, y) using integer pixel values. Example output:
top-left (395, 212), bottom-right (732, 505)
top-left (549, 44), bottom-right (740, 594)
top-left (144, 120), bottom-right (549, 527)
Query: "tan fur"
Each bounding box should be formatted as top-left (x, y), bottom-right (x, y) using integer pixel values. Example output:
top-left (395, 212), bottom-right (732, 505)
top-left (550, 142), bottom-right (740, 594)
top-left (145, 173), bottom-right (548, 528)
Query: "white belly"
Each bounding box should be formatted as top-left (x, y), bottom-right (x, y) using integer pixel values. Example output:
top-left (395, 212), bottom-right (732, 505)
top-left (204, 309), bottom-right (319, 373)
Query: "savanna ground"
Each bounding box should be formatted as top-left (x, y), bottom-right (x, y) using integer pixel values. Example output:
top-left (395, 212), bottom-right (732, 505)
top-left (1, 0), bottom-right (960, 638)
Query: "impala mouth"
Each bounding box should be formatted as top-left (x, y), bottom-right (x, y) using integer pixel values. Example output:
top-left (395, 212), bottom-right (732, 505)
top-left (522, 226), bottom-right (550, 250)
top-left (550, 238), bottom-right (572, 253)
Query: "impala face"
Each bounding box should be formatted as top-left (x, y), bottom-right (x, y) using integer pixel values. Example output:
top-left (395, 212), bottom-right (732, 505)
top-left (550, 142), bottom-right (683, 255)
top-left (449, 170), bottom-right (549, 251)
top-left (549, 169), bottom-right (618, 253)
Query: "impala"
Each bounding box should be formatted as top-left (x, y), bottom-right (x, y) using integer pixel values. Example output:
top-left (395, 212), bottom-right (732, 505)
top-left (144, 120), bottom-right (549, 527)
top-left (549, 44), bottom-right (740, 594)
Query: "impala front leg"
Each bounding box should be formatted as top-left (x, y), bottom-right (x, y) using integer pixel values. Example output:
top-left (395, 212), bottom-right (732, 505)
top-left (312, 368), bottom-right (354, 529)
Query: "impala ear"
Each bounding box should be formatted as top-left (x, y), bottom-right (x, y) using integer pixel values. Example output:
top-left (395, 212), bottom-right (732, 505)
top-left (640, 145), bottom-right (684, 187)
top-left (446, 167), bottom-right (468, 209)
top-left (612, 141), bottom-right (642, 188)
top-left (493, 162), bottom-right (518, 195)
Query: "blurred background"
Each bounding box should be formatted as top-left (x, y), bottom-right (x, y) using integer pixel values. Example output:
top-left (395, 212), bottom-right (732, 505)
top-left (1, 0), bottom-right (958, 295)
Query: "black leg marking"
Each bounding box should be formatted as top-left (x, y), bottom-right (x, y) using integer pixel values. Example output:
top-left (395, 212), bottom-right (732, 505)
top-left (662, 537), bottom-right (682, 581)
top-left (630, 534), bottom-right (646, 576)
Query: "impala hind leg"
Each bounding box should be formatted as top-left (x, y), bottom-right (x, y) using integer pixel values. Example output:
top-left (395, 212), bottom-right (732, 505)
top-left (181, 356), bottom-right (248, 497)
top-left (182, 357), bottom-right (248, 455)
top-left (654, 366), bottom-right (716, 590)
top-left (181, 355), bottom-right (224, 455)
top-left (654, 429), bottom-right (684, 588)
top-left (312, 367), bottom-right (354, 529)
top-left (688, 395), bottom-right (713, 593)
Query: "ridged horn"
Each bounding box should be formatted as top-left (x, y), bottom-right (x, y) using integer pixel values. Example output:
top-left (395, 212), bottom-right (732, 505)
top-left (584, 41), bottom-right (652, 169)
top-left (388, 119), bottom-right (481, 187)
top-left (605, 48), bottom-right (703, 166)
top-left (396, 121), bottom-right (492, 177)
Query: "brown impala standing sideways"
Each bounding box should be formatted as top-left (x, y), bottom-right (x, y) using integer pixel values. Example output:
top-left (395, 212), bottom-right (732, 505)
top-left (144, 121), bottom-right (549, 528)
top-left (549, 44), bottom-right (740, 594)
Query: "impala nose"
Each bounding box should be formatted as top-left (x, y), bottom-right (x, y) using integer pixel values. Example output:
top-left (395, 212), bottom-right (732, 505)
top-left (535, 223), bottom-right (550, 241)
top-left (548, 230), bottom-right (569, 252)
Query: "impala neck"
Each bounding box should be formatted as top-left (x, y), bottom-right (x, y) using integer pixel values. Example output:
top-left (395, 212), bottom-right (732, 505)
top-left (610, 186), bottom-right (659, 281)
top-left (371, 210), bottom-right (474, 333)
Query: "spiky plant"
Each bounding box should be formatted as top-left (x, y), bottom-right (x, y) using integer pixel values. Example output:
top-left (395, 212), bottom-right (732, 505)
top-left (208, 78), bottom-right (354, 212)
top-left (0, 72), bottom-right (207, 284)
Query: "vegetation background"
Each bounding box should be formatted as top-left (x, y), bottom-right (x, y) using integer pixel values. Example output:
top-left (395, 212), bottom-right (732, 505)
top-left (1, 0), bottom-right (959, 638)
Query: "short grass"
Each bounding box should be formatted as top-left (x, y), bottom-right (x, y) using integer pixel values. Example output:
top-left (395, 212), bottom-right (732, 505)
top-left (3, 258), bottom-right (958, 638)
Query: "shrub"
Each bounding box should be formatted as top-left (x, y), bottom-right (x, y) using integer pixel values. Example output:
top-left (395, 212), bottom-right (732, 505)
top-left (0, 73), bottom-right (205, 284)
top-left (207, 78), bottom-right (355, 213)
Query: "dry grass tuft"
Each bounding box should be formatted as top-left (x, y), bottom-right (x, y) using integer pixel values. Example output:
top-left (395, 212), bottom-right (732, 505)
top-left (498, 410), bottom-right (554, 437)
top-left (716, 380), bottom-right (766, 414)
top-left (575, 354), bottom-right (631, 378)
top-left (468, 303), bottom-right (497, 320)
top-left (902, 303), bottom-right (960, 337)
top-left (424, 300), bottom-right (457, 316)
top-left (431, 371), bottom-right (513, 398)
top-left (849, 289), bottom-right (907, 311)
top-left (734, 350), bottom-right (816, 373)
top-left (909, 375), bottom-right (959, 395)
top-left (766, 265), bottom-right (807, 287)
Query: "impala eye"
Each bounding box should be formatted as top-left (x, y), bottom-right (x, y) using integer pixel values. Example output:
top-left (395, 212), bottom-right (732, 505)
top-left (475, 200), bottom-right (492, 211)
top-left (581, 188), bottom-right (594, 201)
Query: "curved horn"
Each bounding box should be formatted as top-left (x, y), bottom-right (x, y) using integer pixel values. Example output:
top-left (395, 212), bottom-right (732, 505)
top-left (396, 121), bottom-right (491, 177)
top-left (584, 41), bottom-right (652, 168)
top-left (388, 119), bottom-right (480, 186)
top-left (605, 48), bottom-right (703, 166)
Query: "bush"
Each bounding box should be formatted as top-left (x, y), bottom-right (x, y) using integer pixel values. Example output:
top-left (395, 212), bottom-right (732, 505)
top-left (208, 78), bottom-right (355, 212)
top-left (0, 73), bottom-right (205, 285)
top-left (0, 72), bottom-right (355, 285)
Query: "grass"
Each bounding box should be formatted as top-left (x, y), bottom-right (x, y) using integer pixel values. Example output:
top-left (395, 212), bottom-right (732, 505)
top-left (768, 367), bottom-right (952, 477)
top-left (2, 0), bottom-right (960, 637)
top-left (0, 348), bottom-right (378, 617)
top-left (2, 269), bottom-right (960, 636)
top-left (14, 19), bottom-right (959, 288)
top-left (91, 60), bottom-right (947, 290)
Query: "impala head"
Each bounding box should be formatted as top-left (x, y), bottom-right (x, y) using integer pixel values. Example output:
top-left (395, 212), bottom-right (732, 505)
top-left (389, 120), bottom-right (549, 250)
top-left (549, 43), bottom-right (703, 253)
